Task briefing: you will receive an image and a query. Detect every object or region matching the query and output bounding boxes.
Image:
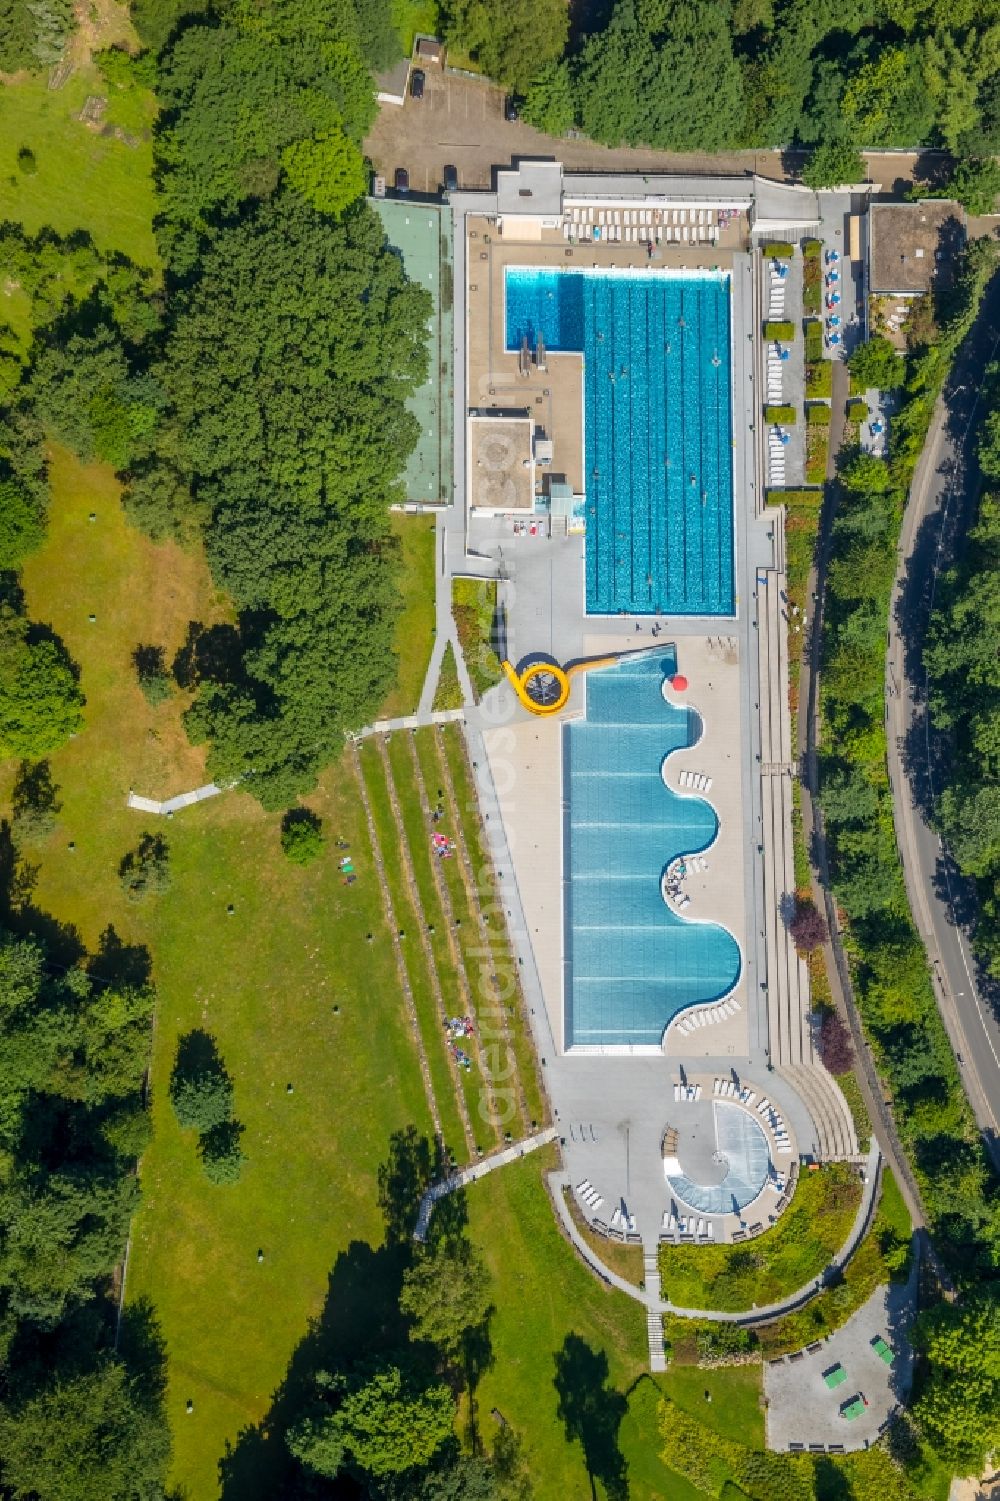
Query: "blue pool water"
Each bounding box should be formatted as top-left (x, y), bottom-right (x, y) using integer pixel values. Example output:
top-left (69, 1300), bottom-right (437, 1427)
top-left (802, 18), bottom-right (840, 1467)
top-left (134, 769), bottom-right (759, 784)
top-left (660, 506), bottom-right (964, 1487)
top-left (564, 653), bottom-right (741, 1048)
top-left (665, 1103), bottom-right (771, 1215)
top-left (505, 267), bottom-right (734, 616)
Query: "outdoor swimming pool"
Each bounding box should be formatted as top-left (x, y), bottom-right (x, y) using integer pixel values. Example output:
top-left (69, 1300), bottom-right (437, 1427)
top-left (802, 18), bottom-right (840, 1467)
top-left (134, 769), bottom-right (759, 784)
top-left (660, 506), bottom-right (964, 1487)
top-left (505, 267), bottom-right (734, 616)
top-left (665, 1102), bottom-right (771, 1215)
top-left (564, 653), bottom-right (741, 1048)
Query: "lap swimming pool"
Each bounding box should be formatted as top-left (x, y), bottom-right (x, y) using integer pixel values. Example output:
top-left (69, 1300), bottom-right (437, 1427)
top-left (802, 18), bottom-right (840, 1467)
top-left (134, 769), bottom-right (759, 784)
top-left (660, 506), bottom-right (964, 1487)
top-left (564, 653), bottom-right (741, 1048)
top-left (505, 267), bottom-right (734, 616)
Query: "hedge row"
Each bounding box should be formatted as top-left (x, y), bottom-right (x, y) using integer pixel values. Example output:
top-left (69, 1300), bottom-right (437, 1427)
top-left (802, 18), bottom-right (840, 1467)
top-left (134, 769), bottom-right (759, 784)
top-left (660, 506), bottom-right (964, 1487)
top-left (765, 319), bottom-right (795, 342)
top-left (658, 1397), bottom-right (928, 1501)
top-left (805, 360), bottom-right (832, 398)
top-left (765, 404), bottom-right (796, 424)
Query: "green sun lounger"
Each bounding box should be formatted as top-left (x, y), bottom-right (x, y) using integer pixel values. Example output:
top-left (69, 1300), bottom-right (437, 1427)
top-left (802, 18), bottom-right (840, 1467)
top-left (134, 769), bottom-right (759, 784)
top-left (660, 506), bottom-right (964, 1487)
top-left (871, 1336), bottom-right (892, 1365)
top-left (823, 1363), bottom-right (847, 1389)
top-left (841, 1395), bottom-right (867, 1421)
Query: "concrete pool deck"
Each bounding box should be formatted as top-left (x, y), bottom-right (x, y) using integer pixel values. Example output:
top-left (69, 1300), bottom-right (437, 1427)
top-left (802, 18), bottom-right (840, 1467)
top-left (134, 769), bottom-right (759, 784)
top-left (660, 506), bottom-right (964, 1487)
top-left (480, 636), bottom-right (749, 1057)
top-left (448, 173), bottom-right (861, 1351)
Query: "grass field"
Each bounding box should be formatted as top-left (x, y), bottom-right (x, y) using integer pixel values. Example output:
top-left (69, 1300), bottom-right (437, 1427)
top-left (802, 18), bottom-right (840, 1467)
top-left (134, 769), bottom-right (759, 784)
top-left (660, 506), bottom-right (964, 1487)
top-left (659, 1163), bottom-right (862, 1311)
top-left (379, 512), bottom-right (437, 718)
top-left (12, 452), bottom-right (438, 1495)
top-left (0, 68), bottom-right (159, 268)
top-left (463, 1150), bottom-right (741, 1500)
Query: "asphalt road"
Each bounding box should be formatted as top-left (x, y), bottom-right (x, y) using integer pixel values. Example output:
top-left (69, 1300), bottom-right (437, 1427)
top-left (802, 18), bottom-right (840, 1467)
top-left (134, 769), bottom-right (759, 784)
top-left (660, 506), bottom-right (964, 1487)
top-left (886, 273), bottom-right (1000, 1169)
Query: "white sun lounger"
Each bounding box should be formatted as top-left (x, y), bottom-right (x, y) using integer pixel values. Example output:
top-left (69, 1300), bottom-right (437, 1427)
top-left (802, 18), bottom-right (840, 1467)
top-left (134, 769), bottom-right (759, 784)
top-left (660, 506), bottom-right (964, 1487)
top-left (577, 1180), bottom-right (592, 1193)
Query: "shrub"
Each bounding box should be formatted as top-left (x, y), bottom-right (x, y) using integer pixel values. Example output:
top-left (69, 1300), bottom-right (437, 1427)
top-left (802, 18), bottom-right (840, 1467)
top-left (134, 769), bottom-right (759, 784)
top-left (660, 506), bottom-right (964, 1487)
top-left (818, 1010), bottom-right (854, 1073)
top-left (198, 1119), bottom-right (246, 1183)
top-left (16, 147), bottom-right (37, 175)
top-left (132, 644), bottom-right (172, 706)
top-left (762, 242), bottom-right (793, 259)
top-left (848, 335), bottom-right (905, 391)
top-left (765, 404), bottom-right (796, 424)
top-left (805, 361), bottom-right (832, 399)
top-left (280, 807), bottom-right (324, 864)
top-left (0, 481), bottom-right (45, 568)
top-left (790, 899), bottom-right (828, 951)
top-left (806, 404), bottom-right (831, 425)
top-left (169, 1031), bottom-right (235, 1131)
top-left (847, 398), bottom-right (869, 422)
top-left (804, 320), bottom-right (823, 363)
top-left (802, 142), bottom-right (865, 191)
top-left (802, 239), bottom-right (821, 260)
top-left (764, 320), bottom-right (794, 342)
top-left (119, 832), bottom-right (170, 901)
top-left (695, 1323), bottom-right (754, 1362)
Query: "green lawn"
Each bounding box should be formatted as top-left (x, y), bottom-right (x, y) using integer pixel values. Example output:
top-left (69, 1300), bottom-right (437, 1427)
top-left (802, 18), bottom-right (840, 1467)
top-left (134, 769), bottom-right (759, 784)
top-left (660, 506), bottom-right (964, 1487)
top-left (659, 1163), bottom-right (862, 1311)
top-left (391, 0), bottom-right (439, 52)
top-left (380, 512), bottom-right (437, 719)
top-left (13, 454), bottom-right (436, 1497)
top-left (463, 1151), bottom-right (724, 1499)
top-left (356, 741), bottom-right (471, 1164)
top-left (0, 67), bottom-right (159, 268)
top-left (436, 724), bottom-right (548, 1128)
top-left (433, 641), bottom-right (464, 709)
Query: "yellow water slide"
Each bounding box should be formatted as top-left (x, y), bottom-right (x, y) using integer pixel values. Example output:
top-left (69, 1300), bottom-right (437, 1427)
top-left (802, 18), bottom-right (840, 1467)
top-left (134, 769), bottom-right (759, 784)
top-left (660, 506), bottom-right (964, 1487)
top-left (501, 655), bottom-right (622, 716)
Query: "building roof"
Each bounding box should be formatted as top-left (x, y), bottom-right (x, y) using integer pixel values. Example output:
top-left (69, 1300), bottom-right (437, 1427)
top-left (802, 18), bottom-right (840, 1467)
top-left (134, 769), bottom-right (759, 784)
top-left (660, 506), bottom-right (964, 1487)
top-left (469, 413), bottom-right (535, 510)
top-left (374, 57), bottom-right (410, 101)
top-left (869, 201), bottom-right (966, 295)
top-left (563, 170), bottom-right (752, 207)
top-left (496, 161), bottom-right (564, 218)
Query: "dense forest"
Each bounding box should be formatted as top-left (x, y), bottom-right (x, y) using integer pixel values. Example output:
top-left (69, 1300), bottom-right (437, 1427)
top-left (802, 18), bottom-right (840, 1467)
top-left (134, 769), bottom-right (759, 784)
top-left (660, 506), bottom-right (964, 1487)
top-left (440, 0), bottom-right (1000, 187)
top-left (818, 239), bottom-right (1000, 1473)
top-left (925, 367), bottom-right (1000, 972)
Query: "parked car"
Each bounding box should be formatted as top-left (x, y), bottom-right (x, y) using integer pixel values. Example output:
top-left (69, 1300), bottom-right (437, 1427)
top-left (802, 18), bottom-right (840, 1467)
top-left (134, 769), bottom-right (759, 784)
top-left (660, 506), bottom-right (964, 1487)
top-left (443, 163), bottom-right (458, 193)
top-left (504, 94), bottom-right (520, 121)
top-left (395, 167), bottom-right (409, 194)
top-left (410, 68), bottom-right (425, 99)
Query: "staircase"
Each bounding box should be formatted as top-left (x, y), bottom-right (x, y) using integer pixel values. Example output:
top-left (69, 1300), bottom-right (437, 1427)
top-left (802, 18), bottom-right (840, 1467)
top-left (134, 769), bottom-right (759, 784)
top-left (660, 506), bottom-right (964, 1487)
top-left (644, 1250), bottom-right (666, 1372)
top-left (779, 1061), bottom-right (859, 1161)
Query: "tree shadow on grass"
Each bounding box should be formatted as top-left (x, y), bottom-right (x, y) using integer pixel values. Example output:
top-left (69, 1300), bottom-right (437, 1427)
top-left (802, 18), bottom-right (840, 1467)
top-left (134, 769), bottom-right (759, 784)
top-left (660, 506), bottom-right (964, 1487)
top-left (89, 924), bottom-right (152, 989)
top-left (217, 1127), bottom-right (456, 1500)
top-left (553, 1333), bottom-right (629, 1501)
top-left (0, 818), bottom-right (84, 969)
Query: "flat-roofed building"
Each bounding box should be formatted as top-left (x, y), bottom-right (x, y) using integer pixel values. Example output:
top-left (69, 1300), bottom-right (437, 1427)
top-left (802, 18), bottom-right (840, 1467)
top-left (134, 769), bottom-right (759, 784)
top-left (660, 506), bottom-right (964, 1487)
top-left (468, 412), bottom-right (535, 513)
top-left (868, 200), bottom-right (966, 297)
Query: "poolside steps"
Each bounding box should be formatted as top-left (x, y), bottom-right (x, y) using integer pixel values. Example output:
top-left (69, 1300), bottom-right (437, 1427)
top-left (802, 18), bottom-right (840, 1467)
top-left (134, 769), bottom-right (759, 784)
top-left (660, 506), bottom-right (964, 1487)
top-left (779, 1062), bottom-right (859, 1162)
top-left (644, 1253), bottom-right (667, 1371)
top-left (756, 562), bottom-right (812, 1070)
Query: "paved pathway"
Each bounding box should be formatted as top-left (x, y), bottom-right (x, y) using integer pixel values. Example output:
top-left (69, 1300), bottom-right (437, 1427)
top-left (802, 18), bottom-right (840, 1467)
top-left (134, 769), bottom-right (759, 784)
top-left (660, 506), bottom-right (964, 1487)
top-left (127, 783), bottom-right (223, 815)
top-left (414, 1125), bottom-right (559, 1240)
top-left (417, 512), bottom-right (476, 715)
top-left (548, 1142), bottom-right (881, 1337)
top-left (764, 1254), bottom-right (919, 1453)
